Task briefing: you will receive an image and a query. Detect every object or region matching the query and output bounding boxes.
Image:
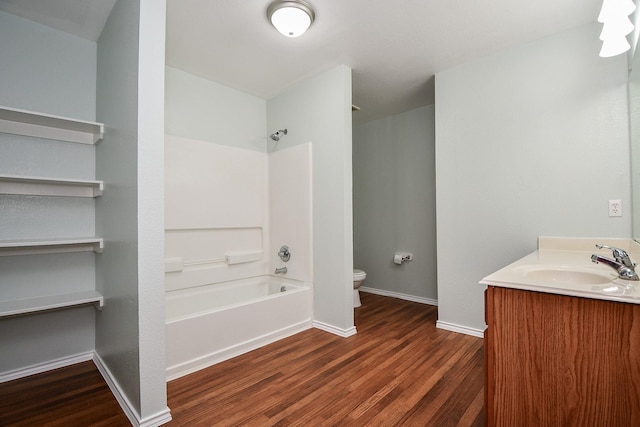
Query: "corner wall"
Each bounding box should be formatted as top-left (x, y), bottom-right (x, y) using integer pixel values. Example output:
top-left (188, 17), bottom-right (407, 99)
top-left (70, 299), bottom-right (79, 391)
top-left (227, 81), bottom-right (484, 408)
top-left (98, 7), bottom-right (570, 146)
top-left (96, 0), bottom-right (169, 423)
top-left (353, 105), bottom-right (437, 303)
top-left (435, 23), bottom-right (630, 334)
top-left (268, 65), bottom-right (354, 335)
top-left (96, 0), bottom-right (142, 411)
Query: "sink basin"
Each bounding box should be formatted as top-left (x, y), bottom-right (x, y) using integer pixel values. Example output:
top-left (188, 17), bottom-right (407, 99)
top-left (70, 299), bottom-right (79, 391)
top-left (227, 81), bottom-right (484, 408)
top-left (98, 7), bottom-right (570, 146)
top-left (512, 265), bottom-right (616, 286)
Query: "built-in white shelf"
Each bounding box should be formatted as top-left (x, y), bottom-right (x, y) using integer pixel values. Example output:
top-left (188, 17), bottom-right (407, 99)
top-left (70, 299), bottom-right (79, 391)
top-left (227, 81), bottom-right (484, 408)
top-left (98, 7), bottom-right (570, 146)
top-left (0, 174), bottom-right (103, 197)
top-left (0, 290), bottom-right (104, 318)
top-left (0, 105), bottom-right (104, 145)
top-left (0, 238), bottom-right (104, 257)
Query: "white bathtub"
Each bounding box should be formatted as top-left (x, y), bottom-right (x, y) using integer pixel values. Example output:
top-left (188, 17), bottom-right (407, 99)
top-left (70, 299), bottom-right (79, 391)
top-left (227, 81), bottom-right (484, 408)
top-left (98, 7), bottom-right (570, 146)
top-left (166, 275), bottom-right (312, 380)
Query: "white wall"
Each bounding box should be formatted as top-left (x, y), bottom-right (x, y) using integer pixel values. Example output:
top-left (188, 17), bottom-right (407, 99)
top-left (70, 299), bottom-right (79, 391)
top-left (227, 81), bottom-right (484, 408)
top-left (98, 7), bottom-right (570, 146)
top-left (136, 0), bottom-right (168, 420)
top-left (0, 11), bottom-right (97, 374)
top-left (268, 65), bottom-right (354, 335)
top-left (435, 23), bottom-right (631, 333)
top-left (353, 105), bottom-right (437, 303)
top-left (96, 0), bottom-right (169, 422)
top-left (165, 67), bottom-right (267, 152)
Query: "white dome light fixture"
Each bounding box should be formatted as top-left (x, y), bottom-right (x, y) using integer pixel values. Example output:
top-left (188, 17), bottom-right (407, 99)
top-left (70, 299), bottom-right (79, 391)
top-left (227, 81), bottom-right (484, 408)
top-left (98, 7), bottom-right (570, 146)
top-left (267, 0), bottom-right (315, 38)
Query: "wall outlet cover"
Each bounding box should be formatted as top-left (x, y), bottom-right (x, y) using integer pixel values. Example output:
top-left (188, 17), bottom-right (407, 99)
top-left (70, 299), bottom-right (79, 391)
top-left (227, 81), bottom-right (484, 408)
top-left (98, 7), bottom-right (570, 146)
top-left (609, 199), bottom-right (622, 217)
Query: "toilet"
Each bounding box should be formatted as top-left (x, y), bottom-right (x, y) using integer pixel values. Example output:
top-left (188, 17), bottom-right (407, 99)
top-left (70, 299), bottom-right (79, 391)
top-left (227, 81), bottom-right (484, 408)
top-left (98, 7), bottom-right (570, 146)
top-left (353, 269), bottom-right (367, 308)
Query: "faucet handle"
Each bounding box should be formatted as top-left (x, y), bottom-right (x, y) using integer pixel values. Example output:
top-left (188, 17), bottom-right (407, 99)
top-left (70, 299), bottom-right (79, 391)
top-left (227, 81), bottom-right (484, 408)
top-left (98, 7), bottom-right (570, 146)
top-left (278, 245), bottom-right (291, 262)
top-left (595, 244), bottom-right (636, 269)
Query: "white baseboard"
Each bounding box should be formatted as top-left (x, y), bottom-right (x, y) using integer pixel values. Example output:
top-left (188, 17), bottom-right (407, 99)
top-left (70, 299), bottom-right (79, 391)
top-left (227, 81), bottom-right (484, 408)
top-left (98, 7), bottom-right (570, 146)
top-left (360, 286), bottom-right (438, 306)
top-left (436, 320), bottom-right (485, 338)
top-left (137, 409), bottom-right (173, 427)
top-left (166, 320), bottom-right (312, 381)
top-left (312, 320), bottom-right (357, 338)
top-left (94, 352), bottom-right (172, 427)
top-left (0, 351), bottom-right (94, 383)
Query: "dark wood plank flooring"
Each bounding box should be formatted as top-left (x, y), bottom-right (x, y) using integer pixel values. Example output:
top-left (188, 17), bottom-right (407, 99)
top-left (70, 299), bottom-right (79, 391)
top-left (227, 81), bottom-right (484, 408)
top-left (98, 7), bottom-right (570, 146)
top-left (0, 292), bottom-right (484, 426)
top-left (0, 359), bottom-right (129, 426)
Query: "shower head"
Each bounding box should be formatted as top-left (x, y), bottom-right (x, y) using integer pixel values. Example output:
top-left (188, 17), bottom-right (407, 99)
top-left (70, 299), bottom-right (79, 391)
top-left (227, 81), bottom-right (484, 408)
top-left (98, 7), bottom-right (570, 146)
top-left (269, 129), bottom-right (288, 141)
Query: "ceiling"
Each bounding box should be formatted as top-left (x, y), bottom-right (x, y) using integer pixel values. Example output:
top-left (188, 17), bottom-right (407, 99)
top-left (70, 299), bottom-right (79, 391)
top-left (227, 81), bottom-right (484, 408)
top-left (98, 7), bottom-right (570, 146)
top-left (0, 0), bottom-right (603, 123)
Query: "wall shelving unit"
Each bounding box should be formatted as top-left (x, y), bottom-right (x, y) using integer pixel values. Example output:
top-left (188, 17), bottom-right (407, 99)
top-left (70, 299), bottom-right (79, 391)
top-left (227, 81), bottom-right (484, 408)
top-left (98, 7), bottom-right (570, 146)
top-left (0, 237), bottom-right (104, 256)
top-left (0, 106), bottom-right (105, 317)
top-left (0, 174), bottom-right (104, 197)
top-left (0, 291), bottom-right (104, 318)
top-left (0, 105), bottom-right (104, 145)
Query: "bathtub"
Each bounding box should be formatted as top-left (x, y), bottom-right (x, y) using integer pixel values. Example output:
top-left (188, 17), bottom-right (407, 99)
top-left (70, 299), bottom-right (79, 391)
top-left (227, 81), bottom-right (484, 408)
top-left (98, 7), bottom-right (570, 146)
top-left (166, 275), bottom-right (312, 380)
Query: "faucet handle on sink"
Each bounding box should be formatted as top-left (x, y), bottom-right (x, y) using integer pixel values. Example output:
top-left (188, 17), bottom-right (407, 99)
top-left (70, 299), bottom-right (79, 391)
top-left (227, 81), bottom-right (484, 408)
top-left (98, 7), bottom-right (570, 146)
top-left (595, 244), bottom-right (636, 269)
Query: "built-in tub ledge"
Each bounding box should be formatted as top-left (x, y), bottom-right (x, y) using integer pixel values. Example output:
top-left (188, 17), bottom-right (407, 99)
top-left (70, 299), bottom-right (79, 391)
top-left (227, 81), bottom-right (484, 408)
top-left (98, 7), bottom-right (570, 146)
top-left (164, 251), bottom-right (263, 273)
top-left (480, 237), bottom-right (640, 304)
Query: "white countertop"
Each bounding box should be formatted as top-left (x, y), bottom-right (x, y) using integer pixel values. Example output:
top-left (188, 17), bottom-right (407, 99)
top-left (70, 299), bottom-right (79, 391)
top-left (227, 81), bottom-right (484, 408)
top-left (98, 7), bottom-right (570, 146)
top-left (480, 237), bottom-right (640, 304)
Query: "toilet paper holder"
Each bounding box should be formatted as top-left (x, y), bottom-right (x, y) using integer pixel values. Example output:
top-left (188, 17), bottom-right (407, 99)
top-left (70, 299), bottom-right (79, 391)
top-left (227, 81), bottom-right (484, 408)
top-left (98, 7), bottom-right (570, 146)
top-left (394, 252), bottom-right (413, 265)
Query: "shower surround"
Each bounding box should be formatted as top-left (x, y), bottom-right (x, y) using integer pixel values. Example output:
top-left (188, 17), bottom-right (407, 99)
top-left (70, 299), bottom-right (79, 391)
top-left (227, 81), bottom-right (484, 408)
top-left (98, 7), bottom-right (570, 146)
top-left (164, 134), bottom-right (313, 377)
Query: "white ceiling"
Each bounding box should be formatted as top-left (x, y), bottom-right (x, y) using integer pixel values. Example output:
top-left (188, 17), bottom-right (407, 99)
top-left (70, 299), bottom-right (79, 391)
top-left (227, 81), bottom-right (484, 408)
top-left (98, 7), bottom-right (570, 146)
top-left (1, 0), bottom-right (603, 123)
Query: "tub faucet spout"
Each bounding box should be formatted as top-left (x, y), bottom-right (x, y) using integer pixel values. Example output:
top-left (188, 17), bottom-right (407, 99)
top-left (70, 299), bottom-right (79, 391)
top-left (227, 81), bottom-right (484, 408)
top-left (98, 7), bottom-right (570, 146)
top-left (275, 266), bottom-right (287, 275)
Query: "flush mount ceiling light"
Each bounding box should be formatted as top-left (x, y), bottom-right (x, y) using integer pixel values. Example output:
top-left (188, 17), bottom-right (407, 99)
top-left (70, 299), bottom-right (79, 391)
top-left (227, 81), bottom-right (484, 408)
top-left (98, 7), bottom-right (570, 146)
top-left (267, 0), bottom-right (315, 38)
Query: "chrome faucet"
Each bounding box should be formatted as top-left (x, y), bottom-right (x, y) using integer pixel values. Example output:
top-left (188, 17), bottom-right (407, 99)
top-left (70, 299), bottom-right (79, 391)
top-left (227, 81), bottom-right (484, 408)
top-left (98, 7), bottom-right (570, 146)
top-left (274, 266), bottom-right (287, 275)
top-left (278, 245), bottom-right (291, 262)
top-left (591, 244), bottom-right (639, 281)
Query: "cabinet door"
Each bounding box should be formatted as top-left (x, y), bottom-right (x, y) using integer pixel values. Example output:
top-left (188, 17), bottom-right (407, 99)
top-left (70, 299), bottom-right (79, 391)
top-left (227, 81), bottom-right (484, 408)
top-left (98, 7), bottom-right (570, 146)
top-left (486, 286), bottom-right (640, 427)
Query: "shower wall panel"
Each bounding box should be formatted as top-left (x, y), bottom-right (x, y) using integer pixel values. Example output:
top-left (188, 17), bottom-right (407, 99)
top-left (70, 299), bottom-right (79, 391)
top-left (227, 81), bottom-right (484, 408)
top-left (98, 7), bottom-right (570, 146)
top-left (165, 134), bottom-right (270, 289)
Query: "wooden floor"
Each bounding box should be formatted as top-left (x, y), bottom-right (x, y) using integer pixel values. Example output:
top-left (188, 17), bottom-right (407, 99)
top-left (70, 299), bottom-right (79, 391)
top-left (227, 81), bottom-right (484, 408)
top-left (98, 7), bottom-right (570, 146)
top-left (0, 359), bottom-right (129, 426)
top-left (0, 293), bottom-right (484, 426)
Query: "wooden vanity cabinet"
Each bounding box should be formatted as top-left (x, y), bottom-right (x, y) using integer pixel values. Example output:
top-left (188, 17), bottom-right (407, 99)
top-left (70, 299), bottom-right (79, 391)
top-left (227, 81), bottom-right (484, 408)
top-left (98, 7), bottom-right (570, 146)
top-left (484, 286), bottom-right (640, 427)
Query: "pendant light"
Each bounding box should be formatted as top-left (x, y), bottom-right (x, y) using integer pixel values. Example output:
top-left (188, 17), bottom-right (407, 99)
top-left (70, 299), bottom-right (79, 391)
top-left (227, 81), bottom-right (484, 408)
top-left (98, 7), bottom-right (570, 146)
top-left (267, 0), bottom-right (315, 38)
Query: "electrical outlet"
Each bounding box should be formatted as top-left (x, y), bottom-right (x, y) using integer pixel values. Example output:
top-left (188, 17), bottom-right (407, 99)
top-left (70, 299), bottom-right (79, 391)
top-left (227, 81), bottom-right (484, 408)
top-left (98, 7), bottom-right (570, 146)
top-left (609, 199), bottom-right (622, 217)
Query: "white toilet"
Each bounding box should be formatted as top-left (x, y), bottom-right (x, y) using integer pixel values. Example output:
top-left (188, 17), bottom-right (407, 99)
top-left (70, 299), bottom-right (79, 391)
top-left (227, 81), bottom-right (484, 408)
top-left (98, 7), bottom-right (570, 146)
top-left (353, 269), bottom-right (367, 308)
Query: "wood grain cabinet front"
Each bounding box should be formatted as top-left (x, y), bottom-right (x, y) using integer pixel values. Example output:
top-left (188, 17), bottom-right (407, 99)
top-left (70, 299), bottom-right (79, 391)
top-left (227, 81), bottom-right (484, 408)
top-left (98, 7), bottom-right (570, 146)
top-left (484, 286), bottom-right (640, 427)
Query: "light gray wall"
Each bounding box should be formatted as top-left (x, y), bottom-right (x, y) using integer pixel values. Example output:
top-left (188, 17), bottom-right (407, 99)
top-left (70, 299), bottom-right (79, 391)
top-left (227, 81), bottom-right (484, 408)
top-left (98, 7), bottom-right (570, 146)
top-left (268, 65), bottom-right (354, 333)
top-left (96, 0), bottom-right (141, 410)
top-left (353, 105), bottom-right (437, 301)
top-left (96, 0), bottom-right (142, 411)
top-left (435, 23), bottom-right (631, 332)
top-left (165, 66), bottom-right (267, 151)
top-left (0, 11), bottom-right (96, 120)
top-left (0, 11), bottom-right (97, 373)
top-left (96, 0), bottom-right (168, 420)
